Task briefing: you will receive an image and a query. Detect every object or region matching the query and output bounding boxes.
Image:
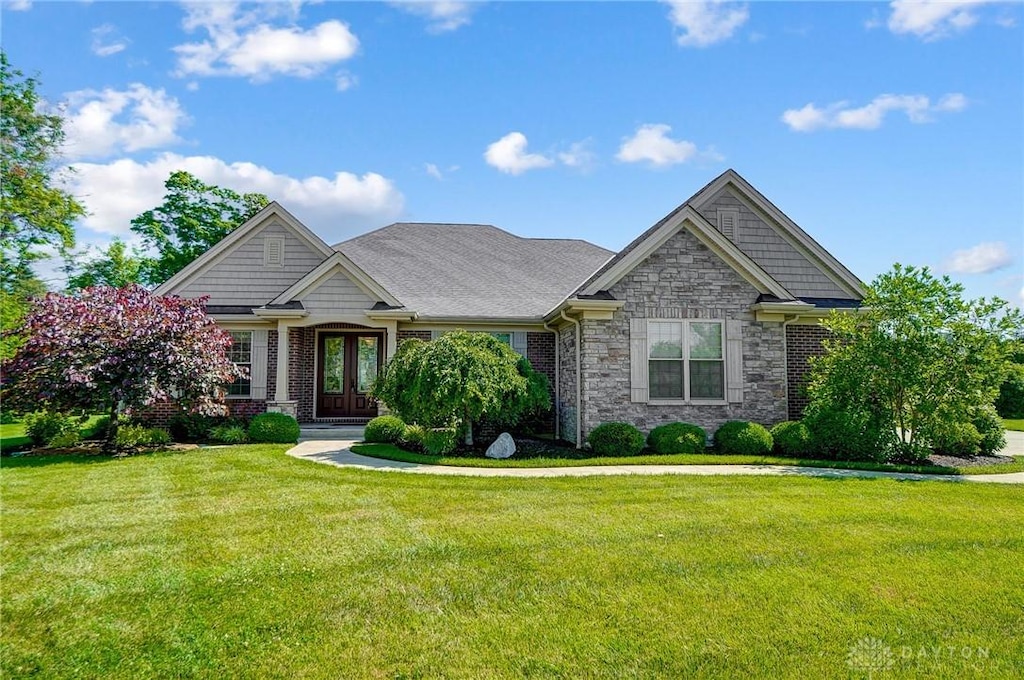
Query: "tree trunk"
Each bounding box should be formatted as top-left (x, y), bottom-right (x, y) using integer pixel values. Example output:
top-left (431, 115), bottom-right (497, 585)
top-left (464, 408), bottom-right (474, 447)
top-left (103, 402), bottom-right (120, 454)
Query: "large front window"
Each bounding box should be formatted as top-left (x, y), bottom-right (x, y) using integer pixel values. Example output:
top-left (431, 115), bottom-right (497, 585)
top-left (226, 331), bottom-right (252, 397)
top-left (648, 320), bottom-right (724, 400)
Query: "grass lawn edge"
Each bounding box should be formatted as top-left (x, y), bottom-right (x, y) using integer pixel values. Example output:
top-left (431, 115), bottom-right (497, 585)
top-left (350, 442), bottom-right (1024, 475)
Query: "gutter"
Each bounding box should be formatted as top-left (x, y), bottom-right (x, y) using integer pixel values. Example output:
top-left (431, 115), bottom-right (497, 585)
top-left (542, 319), bottom-right (560, 441)
top-left (560, 309), bottom-right (583, 449)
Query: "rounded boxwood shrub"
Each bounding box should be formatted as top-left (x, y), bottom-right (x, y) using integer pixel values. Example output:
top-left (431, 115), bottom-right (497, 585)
top-left (769, 421), bottom-right (812, 457)
top-left (802, 405), bottom-right (890, 463)
top-left (364, 415), bottom-right (406, 443)
top-left (248, 412), bottom-right (300, 444)
top-left (647, 422), bottom-right (706, 455)
top-left (588, 422), bottom-right (645, 457)
top-left (924, 420), bottom-right (982, 457)
top-left (714, 421), bottom-right (773, 456)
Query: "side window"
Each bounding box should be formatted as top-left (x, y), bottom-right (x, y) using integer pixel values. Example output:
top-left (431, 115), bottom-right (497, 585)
top-left (227, 331), bottom-right (252, 396)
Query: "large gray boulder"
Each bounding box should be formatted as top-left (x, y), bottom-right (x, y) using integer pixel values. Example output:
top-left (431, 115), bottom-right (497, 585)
top-left (485, 432), bottom-right (516, 459)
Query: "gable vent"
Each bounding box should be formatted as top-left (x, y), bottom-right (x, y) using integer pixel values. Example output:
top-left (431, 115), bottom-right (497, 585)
top-left (264, 237), bottom-right (284, 267)
top-left (717, 208), bottom-right (739, 241)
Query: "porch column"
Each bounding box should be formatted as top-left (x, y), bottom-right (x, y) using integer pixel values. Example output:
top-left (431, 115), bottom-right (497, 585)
top-left (266, 320), bottom-right (298, 418)
top-left (384, 320), bottom-right (398, 362)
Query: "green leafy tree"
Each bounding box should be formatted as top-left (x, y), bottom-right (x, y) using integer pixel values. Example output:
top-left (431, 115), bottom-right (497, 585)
top-left (66, 239), bottom-right (143, 291)
top-left (1, 52), bottom-right (85, 355)
top-left (807, 264), bottom-right (1022, 459)
top-left (131, 170), bottom-right (269, 286)
top-left (371, 330), bottom-right (550, 446)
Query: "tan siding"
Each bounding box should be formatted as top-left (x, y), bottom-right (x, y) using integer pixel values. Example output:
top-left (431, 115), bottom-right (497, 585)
top-left (178, 221), bottom-right (326, 305)
top-left (699, 188), bottom-right (848, 298)
top-left (300, 272), bottom-right (375, 313)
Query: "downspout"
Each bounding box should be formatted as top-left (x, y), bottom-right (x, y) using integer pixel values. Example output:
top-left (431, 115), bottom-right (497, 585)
top-left (560, 310), bottom-right (583, 449)
top-left (542, 320), bottom-right (560, 441)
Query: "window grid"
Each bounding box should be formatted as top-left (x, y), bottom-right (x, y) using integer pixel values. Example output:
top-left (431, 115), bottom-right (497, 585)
top-left (648, 320), bottom-right (725, 401)
top-left (226, 331), bottom-right (252, 396)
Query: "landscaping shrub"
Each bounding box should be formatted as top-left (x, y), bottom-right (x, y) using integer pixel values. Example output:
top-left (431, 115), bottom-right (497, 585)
top-left (0, 411), bottom-right (17, 424)
top-left (923, 420), bottom-right (982, 457)
top-left (422, 427), bottom-right (458, 456)
top-left (587, 422), bottom-right (645, 457)
top-left (770, 421), bottom-right (812, 457)
top-left (400, 424), bottom-right (426, 452)
top-left (24, 411), bottom-right (77, 447)
top-left (973, 404), bottom-right (1006, 456)
top-left (48, 431), bottom-right (83, 448)
top-left (248, 412), bottom-right (300, 444)
top-left (713, 421), bottom-right (773, 456)
top-left (802, 405), bottom-right (891, 463)
top-left (995, 364), bottom-right (1024, 418)
top-left (210, 424), bottom-right (249, 444)
top-left (168, 413), bottom-right (220, 442)
top-left (83, 415), bottom-right (111, 440)
top-left (647, 422), bottom-right (706, 455)
top-left (364, 415), bottom-right (406, 443)
top-left (115, 424), bottom-right (172, 449)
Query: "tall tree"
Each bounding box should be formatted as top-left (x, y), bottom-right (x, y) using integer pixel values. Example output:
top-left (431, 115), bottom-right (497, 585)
top-left (3, 285), bottom-right (243, 449)
top-left (65, 239), bottom-right (143, 291)
top-left (0, 52), bottom-right (84, 288)
top-left (807, 264), bottom-right (1022, 460)
top-left (0, 51), bottom-right (85, 352)
top-left (131, 171), bottom-right (269, 286)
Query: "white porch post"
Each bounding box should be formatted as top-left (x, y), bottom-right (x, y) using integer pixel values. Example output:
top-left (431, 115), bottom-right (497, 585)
top-left (266, 320), bottom-right (298, 418)
top-left (384, 320), bottom-right (398, 362)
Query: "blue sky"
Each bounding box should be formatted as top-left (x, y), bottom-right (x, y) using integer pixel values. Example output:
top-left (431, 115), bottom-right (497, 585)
top-left (3, 1), bottom-right (1022, 305)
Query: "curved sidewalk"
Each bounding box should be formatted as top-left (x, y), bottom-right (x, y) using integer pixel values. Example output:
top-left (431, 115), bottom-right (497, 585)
top-left (287, 440), bottom-right (1024, 484)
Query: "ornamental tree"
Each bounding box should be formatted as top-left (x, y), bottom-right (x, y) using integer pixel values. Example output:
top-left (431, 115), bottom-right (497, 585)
top-left (2, 285), bottom-right (243, 448)
top-left (371, 330), bottom-right (550, 446)
top-left (807, 264), bottom-right (1022, 460)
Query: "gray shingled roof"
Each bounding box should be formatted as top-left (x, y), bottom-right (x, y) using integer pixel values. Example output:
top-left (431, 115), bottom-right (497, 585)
top-left (335, 223), bottom-right (612, 319)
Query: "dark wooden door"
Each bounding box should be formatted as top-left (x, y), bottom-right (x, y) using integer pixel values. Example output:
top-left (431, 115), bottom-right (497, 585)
top-left (317, 333), bottom-right (381, 418)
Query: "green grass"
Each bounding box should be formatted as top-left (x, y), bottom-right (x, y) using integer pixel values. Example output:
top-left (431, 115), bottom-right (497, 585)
top-left (351, 443), bottom-right (1024, 476)
top-left (1003, 419), bottom-right (1024, 431)
top-left (2, 445), bottom-right (1022, 678)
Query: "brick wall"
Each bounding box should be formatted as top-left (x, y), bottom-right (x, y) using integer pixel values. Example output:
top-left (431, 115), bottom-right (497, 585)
top-left (397, 329), bottom-right (432, 343)
top-left (785, 324), bottom-right (830, 420)
top-left (578, 226), bottom-right (788, 441)
top-left (526, 331), bottom-right (556, 434)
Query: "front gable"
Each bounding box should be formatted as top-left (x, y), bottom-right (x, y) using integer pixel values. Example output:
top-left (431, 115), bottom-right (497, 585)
top-left (156, 203), bottom-right (336, 306)
top-left (269, 252), bottom-right (404, 315)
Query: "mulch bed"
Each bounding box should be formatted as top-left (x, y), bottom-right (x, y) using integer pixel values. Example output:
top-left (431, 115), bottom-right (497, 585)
top-left (6, 442), bottom-right (200, 458)
top-left (926, 453), bottom-right (1017, 469)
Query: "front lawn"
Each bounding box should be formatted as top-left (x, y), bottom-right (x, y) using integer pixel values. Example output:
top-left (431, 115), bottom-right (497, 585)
top-left (1003, 419), bottom-right (1024, 431)
top-left (351, 442), bottom-right (1024, 476)
top-left (2, 445), bottom-right (1021, 678)
top-left (0, 415), bottom-right (107, 453)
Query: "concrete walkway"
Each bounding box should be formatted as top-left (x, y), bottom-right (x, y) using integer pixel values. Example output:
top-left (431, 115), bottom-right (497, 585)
top-left (287, 439), bottom-right (1024, 485)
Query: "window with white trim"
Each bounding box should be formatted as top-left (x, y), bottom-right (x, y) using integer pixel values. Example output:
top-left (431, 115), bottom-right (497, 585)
top-left (648, 320), bottom-right (725, 400)
top-left (226, 331), bottom-right (252, 396)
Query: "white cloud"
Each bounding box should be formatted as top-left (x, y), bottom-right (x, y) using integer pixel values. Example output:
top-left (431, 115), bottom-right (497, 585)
top-left (392, 2), bottom-right (475, 33)
top-left (781, 93), bottom-right (969, 132)
top-left (484, 132), bottom-right (554, 175)
top-left (175, 2), bottom-right (359, 81)
top-left (185, 81), bottom-right (200, 92)
top-left (558, 140), bottom-right (596, 170)
top-left (63, 84), bottom-right (189, 159)
top-left (425, 163), bottom-right (443, 180)
top-left (4, 0), bottom-right (31, 11)
top-left (335, 71), bottom-right (358, 91)
top-left (886, 0), bottom-right (1000, 40)
top-left (91, 23), bottom-right (129, 57)
top-left (665, 0), bottom-right (749, 47)
top-left (617, 124), bottom-right (704, 167)
top-left (945, 242), bottom-right (1014, 274)
top-left (66, 153), bottom-right (404, 239)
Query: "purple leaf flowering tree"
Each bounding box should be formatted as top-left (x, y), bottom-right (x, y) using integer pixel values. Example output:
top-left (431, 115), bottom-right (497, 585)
top-left (2, 285), bottom-right (243, 448)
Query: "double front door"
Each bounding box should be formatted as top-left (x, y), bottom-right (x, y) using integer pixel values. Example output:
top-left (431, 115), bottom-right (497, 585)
top-left (317, 333), bottom-right (381, 418)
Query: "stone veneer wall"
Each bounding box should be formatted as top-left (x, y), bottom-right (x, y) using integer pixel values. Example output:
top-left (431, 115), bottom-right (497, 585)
top-left (579, 226), bottom-right (787, 440)
top-left (557, 324), bottom-right (579, 444)
top-left (785, 324), bottom-right (830, 421)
